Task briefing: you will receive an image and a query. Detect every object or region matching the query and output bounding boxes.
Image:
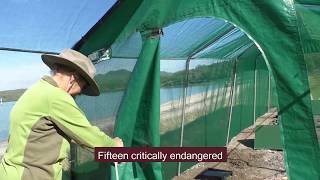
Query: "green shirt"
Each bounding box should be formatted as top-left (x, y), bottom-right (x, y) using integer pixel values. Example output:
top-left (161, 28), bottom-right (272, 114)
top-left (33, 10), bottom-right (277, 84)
top-left (0, 76), bottom-right (115, 180)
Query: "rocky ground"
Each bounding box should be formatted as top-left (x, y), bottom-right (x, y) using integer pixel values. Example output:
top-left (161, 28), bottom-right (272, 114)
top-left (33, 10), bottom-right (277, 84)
top-left (173, 109), bottom-right (287, 180)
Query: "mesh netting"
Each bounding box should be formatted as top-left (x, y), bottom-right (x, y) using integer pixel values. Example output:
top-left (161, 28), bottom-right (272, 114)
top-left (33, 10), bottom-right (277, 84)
top-left (71, 33), bottom-right (140, 178)
top-left (69, 13), bottom-right (319, 179)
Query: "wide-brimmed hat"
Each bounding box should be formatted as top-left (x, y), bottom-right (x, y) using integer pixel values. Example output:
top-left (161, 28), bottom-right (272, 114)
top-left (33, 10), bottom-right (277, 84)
top-left (41, 49), bottom-right (100, 96)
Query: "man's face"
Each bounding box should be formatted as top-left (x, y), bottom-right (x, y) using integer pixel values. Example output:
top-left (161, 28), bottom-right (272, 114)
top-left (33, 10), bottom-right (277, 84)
top-left (68, 74), bottom-right (87, 97)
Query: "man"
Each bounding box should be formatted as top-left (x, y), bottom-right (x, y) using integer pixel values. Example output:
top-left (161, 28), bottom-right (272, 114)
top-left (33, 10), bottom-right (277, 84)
top-left (0, 49), bottom-right (123, 180)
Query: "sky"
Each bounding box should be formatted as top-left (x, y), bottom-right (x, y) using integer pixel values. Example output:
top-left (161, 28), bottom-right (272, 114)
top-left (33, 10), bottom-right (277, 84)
top-left (0, 0), bottom-right (233, 91)
top-left (0, 0), bottom-right (116, 91)
top-left (0, 52), bottom-right (49, 90)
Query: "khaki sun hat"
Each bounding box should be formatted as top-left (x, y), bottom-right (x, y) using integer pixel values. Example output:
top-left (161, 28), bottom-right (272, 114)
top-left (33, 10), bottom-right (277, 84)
top-left (41, 49), bottom-right (100, 96)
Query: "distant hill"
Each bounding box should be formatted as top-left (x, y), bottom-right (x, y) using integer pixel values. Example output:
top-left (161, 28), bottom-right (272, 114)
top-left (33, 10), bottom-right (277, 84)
top-left (160, 71), bottom-right (173, 76)
top-left (160, 61), bottom-right (233, 87)
top-left (0, 70), bottom-right (132, 101)
top-left (0, 63), bottom-right (234, 101)
top-left (95, 69), bottom-right (132, 92)
top-left (0, 89), bottom-right (26, 102)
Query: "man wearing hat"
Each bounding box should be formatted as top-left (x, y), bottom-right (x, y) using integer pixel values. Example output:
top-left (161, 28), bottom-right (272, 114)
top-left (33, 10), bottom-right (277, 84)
top-left (0, 49), bottom-right (123, 180)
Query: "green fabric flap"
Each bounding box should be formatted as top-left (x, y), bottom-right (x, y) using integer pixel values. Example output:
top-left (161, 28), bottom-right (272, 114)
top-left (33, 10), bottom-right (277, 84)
top-left (112, 34), bottom-right (162, 180)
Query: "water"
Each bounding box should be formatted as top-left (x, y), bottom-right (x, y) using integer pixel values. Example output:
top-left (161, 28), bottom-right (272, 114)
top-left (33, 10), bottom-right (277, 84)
top-left (0, 101), bottom-right (15, 141)
top-left (77, 84), bottom-right (217, 121)
top-left (0, 85), bottom-right (216, 141)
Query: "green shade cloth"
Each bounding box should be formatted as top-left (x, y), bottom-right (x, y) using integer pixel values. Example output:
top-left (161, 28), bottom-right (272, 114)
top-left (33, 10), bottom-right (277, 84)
top-left (112, 33), bottom-right (162, 179)
top-left (73, 0), bottom-right (320, 179)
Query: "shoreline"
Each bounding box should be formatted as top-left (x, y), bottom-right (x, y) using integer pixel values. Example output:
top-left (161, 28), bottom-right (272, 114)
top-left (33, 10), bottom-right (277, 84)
top-left (160, 87), bottom-right (232, 134)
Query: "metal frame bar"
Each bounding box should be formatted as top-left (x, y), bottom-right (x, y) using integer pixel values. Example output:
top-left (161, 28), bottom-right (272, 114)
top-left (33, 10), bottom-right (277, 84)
top-left (226, 58), bottom-right (238, 145)
top-left (177, 57), bottom-right (191, 176)
top-left (0, 47), bottom-right (59, 54)
top-left (268, 71), bottom-right (272, 111)
top-left (190, 27), bottom-right (236, 59)
top-left (177, 26), bottom-right (237, 176)
top-left (253, 56), bottom-right (258, 123)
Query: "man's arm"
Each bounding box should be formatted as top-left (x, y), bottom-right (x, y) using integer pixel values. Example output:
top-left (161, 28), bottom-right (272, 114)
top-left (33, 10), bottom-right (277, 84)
top-left (49, 94), bottom-right (119, 148)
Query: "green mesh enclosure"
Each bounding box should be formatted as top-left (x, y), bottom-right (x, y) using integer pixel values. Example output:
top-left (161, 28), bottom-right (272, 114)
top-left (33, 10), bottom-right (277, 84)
top-left (71, 0), bottom-right (320, 179)
top-left (69, 17), bottom-right (279, 180)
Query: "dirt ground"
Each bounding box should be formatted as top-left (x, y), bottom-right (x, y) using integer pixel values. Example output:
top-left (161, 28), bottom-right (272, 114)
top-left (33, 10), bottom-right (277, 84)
top-left (173, 110), bottom-right (287, 180)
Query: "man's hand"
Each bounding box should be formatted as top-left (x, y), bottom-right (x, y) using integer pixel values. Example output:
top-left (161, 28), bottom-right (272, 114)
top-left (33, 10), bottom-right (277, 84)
top-left (113, 137), bottom-right (124, 147)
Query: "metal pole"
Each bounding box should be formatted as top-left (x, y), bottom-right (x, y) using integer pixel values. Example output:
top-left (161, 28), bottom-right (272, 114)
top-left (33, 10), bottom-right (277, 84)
top-left (268, 71), bottom-right (271, 111)
top-left (253, 58), bottom-right (257, 123)
top-left (70, 144), bottom-right (77, 179)
top-left (226, 59), bottom-right (237, 145)
top-left (115, 162), bottom-right (119, 180)
top-left (177, 58), bottom-right (191, 176)
top-left (0, 47), bottom-right (59, 54)
top-left (176, 27), bottom-right (237, 177)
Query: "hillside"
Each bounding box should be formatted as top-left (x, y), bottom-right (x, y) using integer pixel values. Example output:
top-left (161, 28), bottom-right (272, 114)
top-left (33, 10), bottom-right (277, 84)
top-left (160, 61), bottom-right (233, 87)
top-left (0, 89), bottom-right (26, 102)
top-left (0, 62), bottom-right (236, 100)
top-left (95, 69), bottom-right (132, 92)
top-left (90, 63), bottom-right (232, 91)
top-left (0, 70), bottom-right (132, 100)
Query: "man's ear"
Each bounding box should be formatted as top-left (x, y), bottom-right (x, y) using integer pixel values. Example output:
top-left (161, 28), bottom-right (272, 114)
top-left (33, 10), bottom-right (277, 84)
top-left (69, 74), bottom-right (76, 83)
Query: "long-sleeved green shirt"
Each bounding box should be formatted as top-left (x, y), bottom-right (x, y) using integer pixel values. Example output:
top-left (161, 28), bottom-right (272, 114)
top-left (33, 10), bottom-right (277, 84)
top-left (0, 76), bottom-right (115, 180)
